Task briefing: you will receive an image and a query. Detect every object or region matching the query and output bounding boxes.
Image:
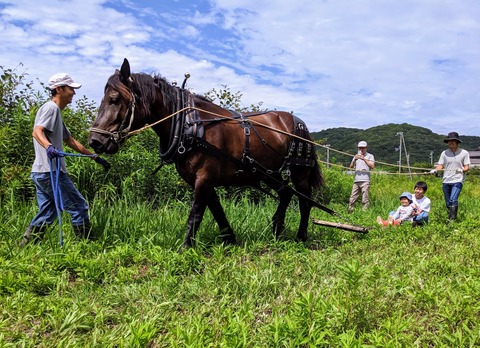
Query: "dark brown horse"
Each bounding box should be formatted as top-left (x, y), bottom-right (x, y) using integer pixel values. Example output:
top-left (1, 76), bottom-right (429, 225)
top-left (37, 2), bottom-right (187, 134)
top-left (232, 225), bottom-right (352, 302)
top-left (89, 58), bottom-right (324, 249)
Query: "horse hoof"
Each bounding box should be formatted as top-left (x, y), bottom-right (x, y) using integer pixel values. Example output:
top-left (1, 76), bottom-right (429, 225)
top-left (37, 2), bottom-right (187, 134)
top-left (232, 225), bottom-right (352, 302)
top-left (295, 235), bottom-right (307, 243)
top-left (222, 235), bottom-right (237, 245)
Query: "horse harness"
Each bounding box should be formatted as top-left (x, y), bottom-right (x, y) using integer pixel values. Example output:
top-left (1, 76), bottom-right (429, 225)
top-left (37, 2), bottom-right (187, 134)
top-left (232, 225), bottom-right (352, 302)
top-left (156, 86), bottom-right (317, 186)
top-left (164, 105), bottom-right (338, 216)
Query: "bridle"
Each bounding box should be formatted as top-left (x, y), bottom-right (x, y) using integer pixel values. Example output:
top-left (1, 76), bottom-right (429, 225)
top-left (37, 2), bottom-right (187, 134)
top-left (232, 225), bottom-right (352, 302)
top-left (90, 90), bottom-right (137, 144)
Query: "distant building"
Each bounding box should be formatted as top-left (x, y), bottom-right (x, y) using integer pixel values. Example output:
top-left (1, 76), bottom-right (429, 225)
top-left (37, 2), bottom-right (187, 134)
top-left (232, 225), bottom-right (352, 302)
top-left (469, 148), bottom-right (480, 168)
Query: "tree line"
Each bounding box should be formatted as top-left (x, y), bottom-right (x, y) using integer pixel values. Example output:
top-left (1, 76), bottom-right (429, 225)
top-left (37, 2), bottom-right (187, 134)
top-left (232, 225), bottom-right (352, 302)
top-left (312, 124), bottom-right (480, 169)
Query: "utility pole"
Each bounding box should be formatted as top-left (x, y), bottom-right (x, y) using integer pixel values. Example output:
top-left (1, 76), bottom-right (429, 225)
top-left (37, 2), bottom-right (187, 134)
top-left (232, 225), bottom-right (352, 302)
top-left (430, 151), bottom-right (433, 166)
top-left (396, 132), bottom-right (412, 178)
top-left (396, 132), bottom-right (403, 173)
top-left (325, 144), bottom-right (330, 168)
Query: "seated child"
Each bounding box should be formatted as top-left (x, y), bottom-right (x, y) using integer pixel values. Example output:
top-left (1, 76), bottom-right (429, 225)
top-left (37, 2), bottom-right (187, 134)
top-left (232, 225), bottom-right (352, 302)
top-left (411, 181), bottom-right (430, 226)
top-left (377, 192), bottom-right (414, 226)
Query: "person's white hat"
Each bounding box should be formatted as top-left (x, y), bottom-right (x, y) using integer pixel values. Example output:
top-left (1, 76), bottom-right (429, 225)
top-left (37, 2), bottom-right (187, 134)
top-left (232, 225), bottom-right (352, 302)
top-left (357, 141), bottom-right (367, 147)
top-left (48, 73), bottom-right (82, 90)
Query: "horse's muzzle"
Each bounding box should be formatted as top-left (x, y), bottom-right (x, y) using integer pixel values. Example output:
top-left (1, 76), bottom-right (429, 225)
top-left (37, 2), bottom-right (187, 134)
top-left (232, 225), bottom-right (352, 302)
top-left (88, 134), bottom-right (119, 154)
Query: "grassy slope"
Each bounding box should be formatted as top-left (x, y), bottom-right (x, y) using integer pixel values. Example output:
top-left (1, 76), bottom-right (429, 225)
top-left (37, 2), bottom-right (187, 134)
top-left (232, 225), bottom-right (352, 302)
top-left (1, 171), bottom-right (479, 347)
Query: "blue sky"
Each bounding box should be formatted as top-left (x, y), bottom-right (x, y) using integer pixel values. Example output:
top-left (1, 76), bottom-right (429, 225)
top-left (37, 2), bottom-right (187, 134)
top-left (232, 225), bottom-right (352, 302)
top-left (1, 0), bottom-right (479, 136)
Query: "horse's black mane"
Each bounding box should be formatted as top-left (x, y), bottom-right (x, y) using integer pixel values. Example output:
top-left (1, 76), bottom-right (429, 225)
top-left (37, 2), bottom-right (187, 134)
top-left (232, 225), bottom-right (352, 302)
top-left (107, 71), bottom-right (211, 118)
top-left (152, 73), bottom-right (212, 103)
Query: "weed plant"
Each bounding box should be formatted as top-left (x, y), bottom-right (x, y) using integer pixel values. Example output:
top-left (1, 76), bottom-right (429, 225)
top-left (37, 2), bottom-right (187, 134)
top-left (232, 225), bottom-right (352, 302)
top-left (1, 169), bottom-right (480, 347)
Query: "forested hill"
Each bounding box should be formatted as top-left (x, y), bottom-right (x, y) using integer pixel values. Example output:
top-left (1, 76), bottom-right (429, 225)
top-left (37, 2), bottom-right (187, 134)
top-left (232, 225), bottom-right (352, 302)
top-left (311, 123), bottom-right (480, 168)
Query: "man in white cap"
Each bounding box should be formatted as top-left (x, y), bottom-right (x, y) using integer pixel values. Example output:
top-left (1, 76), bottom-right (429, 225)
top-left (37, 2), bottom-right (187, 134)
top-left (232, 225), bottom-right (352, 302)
top-left (20, 73), bottom-right (111, 246)
top-left (348, 140), bottom-right (375, 212)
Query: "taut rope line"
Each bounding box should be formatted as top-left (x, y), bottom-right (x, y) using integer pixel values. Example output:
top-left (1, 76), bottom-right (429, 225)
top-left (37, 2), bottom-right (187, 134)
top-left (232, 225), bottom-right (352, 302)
top-left (120, 106), bottom-right (438, 175)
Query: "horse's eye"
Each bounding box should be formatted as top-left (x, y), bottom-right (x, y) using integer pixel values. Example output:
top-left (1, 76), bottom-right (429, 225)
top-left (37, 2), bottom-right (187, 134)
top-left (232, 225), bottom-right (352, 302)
top-left (109, 96), bottom-right (118, 105)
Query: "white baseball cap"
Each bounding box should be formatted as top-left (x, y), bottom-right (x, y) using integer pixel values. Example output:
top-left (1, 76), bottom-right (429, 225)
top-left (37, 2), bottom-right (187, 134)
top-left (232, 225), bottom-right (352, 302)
top-left (48, 73), bottom-right (82, 90)
top-left (357, 141), bottom-right (367, 147)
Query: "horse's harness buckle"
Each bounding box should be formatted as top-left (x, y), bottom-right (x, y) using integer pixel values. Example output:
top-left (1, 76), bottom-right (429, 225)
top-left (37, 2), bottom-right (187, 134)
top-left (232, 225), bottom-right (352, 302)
top-left (111, 131), bottom-right (123, 143)
top-left (178, 142), bottom-right (186, 154)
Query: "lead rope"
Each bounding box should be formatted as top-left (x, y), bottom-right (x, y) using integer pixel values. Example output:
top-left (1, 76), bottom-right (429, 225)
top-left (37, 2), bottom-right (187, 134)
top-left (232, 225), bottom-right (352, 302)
top-left (49, 151), bottom-right (96, 247)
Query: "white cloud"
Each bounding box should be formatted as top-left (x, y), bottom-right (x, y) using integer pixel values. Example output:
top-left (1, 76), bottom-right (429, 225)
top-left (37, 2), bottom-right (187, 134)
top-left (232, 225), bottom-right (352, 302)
top-left (0, 0), bottom-right (479, 136)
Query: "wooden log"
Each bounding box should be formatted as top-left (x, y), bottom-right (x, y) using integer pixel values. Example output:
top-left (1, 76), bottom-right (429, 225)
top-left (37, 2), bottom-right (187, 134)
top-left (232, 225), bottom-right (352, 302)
top-left (312, 219), bottom-right (369, 234)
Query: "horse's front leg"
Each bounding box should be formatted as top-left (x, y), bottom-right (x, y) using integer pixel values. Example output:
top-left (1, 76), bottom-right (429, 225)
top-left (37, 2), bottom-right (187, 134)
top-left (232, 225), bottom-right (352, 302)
top-left (181, 182), bottom-right (211, 250)
top-left (207, 191), bottom-right (236, 245)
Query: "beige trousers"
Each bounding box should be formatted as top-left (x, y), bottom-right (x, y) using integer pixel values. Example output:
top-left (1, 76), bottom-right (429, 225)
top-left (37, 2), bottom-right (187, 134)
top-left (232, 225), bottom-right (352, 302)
top-left (348, 181), bottom-right (370, 211)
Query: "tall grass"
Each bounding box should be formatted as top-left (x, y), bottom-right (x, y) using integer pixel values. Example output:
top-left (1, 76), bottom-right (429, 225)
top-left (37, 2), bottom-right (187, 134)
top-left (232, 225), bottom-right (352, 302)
top-left (1, 170), bottom-right (480, 346)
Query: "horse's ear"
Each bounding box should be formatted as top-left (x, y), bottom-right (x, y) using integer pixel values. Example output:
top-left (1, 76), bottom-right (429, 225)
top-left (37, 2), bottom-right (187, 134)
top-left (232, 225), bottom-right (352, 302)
top-left (120, 58), bottom-right (131, 82)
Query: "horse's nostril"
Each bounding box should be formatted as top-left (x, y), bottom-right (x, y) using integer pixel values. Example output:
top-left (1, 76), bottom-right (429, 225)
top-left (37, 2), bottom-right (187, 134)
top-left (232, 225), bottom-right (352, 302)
top-left (88, 139), bottom-right (104, 153)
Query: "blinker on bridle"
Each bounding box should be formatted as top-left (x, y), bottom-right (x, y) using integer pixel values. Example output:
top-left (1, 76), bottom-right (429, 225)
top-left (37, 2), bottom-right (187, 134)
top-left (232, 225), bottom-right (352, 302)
top-left (90, 89), bottom-right (137, 144)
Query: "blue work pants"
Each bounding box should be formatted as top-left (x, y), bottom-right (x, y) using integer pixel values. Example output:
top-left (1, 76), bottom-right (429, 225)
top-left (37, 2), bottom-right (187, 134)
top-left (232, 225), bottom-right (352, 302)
top-left (442, 182), bottom-right (463, 208)
top-left (29, 172), bottom-right (89, 228)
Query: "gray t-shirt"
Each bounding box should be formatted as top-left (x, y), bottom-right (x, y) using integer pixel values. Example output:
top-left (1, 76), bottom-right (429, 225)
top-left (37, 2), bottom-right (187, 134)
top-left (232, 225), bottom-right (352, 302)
top-left (352, 152), bottom-right (375, 182)
top-left (31, 101), bottom-right (71, 173)
top-left (438, 148), bottom-right (471, 184)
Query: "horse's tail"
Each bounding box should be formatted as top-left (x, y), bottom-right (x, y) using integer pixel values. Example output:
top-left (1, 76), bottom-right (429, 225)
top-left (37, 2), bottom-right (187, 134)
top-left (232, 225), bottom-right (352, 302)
top-left (292, 115), bottom-right (324, 189)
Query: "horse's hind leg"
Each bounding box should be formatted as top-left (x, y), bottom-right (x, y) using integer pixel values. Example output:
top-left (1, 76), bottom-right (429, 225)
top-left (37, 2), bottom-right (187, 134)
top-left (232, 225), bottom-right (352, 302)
top-left (207, 191), bottom-right (236, 245)
top-left (296, 196), bottom-right (312, 242)
top-left (272, 188), bottom-right (294, 238)
top-left (293, 178), bottom-right (314, 242)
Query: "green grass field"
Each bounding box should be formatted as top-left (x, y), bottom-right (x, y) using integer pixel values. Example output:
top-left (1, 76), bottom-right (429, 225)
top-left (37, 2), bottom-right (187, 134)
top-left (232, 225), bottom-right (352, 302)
top-left (1, 170), bottom-right (479, 347)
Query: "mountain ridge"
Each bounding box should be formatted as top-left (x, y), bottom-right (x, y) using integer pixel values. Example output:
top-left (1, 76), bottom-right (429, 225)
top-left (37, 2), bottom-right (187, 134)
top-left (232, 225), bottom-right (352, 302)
top-left (311, 123), bottom-right (480, 167)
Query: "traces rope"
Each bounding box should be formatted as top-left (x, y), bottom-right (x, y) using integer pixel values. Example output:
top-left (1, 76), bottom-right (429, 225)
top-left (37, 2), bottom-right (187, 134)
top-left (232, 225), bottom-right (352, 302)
top-left (125, 106), bottom-right (438, 175)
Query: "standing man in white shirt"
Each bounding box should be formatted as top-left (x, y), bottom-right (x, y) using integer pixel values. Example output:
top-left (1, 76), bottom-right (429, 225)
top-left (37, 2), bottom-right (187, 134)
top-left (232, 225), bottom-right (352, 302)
top-left (20, 73), bottom-right (111, 247)
top-left (348, 141), bottom-right (375, 213)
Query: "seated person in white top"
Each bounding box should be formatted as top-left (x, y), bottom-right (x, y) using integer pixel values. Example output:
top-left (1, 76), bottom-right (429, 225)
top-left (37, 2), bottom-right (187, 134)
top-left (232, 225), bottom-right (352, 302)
top-left (411, 181), bottom-right (431, 226)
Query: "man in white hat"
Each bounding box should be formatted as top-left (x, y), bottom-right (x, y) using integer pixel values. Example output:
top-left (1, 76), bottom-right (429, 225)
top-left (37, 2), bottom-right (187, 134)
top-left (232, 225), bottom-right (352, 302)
top-left (348, 140), bottom-right (375, 212)
top-left (20, 73), bottom-right (111, 246)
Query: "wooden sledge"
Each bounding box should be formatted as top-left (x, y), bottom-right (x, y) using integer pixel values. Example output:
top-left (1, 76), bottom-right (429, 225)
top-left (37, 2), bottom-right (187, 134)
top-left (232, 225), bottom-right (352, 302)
top-left (312, 219), bottom-right (369, 234)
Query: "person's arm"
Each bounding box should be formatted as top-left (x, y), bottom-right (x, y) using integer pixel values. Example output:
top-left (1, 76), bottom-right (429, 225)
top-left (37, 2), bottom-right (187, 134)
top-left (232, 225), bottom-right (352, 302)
top-left (32, 125), bottom-right (52, 149)
top-left (363, 156), bottom-right (375, 169)
top-left (411, 203), bottom-right (421, 216)
top-left (349, 156), bottom-right (358, 168)
top-left (401, 207), bottom-right (414, 222)
top-left (65, 136), bottom-right (111, 171)
top-left (356, 154), bottom-right (375, 169)
top-left (64, 136), bottom-right (96, 156)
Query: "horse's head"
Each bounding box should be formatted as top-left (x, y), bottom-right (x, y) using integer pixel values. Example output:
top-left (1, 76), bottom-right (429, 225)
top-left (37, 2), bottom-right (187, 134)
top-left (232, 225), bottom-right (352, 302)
top-left (89, 58), bottom-right (140, 154)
